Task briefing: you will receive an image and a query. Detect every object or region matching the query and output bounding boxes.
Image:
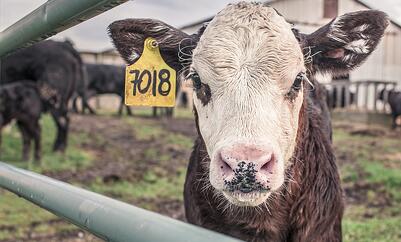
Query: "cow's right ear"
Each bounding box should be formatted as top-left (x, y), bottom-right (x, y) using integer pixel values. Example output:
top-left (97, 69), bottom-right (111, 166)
top-left (298, 10), bottom-right (388, 75)
top-left (108, 19), bottom-right (196, 73)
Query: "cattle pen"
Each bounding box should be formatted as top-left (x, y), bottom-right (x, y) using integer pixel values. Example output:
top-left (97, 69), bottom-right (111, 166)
top-left (0, 1), bottom-right (241, 242)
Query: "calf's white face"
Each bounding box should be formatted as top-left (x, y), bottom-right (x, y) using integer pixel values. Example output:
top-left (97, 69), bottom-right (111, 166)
top-left (190, 4), bottom-right (305, 206)
top-left (109, 2), bottom-right (388, 208)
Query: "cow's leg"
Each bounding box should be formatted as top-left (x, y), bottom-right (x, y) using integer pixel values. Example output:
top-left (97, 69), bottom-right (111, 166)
top-left (50, 108), bottom-right (69, 152)
top-left (82, 96), bottom-right (96, 115)
top-left (17, 121), bottom-right (31, 161)
top-left (82, 90), bottom-right (96, 115)
top-left (391, 114), bottom-right (397, 129)
top-left (118, 97), bottom-right (124, 116)
top-left (167, 108), bottom-right (174, 118)
top-left (72, 96), bottom-right (80, 113)
top-left (152, 107), bottom-right (158, 118)
top-left (30, 121), bottom-right (42, 161)
top-left (117, 96), bottom-right (133, 117)
top-left (126, 105), bottom-right (133, 116)
top-left (121, 94), bottom-right (133, 116)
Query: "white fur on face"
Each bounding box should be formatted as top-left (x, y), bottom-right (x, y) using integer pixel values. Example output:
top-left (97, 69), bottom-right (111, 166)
top-left (191, 3), bottom-right (305, 206)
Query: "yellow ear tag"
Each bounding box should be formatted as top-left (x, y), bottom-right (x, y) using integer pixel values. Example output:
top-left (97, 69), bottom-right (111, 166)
top-left (125, 37), bottom-right (176, 107)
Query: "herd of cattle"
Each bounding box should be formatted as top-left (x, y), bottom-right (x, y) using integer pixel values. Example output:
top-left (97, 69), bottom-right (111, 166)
top-left (0, 39), bottom-right (179, 161)
top-left (0, 40), bottom-right (148, 161)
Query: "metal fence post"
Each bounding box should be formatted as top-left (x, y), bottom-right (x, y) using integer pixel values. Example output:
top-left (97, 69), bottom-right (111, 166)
top-left (0, 0), bottom-right (128, 57)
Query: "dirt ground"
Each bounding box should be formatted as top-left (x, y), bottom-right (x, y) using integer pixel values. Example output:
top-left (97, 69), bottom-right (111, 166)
top-left (44, 114), bottom-right (196, 242)
top-left (0, 111), bottom-right (400, 242)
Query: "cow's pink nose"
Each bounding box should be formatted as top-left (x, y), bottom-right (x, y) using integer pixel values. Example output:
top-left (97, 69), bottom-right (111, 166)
top-left (218, 144), bottom-right (276, 182)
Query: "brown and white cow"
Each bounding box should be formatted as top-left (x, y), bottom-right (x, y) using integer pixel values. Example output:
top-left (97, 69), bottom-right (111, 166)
top-left (108, 2), bottom-right (388, 241)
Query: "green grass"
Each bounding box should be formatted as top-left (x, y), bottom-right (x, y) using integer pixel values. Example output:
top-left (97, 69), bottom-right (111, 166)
top-left (343, 217), bottom-right (401, 242)
top-left (333, 125), bottom-right (401, 242)
top-left (124, 117), bottom-right (164, 140)
top-left (0, 115), bottom-right (93, 173)
top-left (0, 191), bottom-right (77, 241)
top-left (164, 133), bottom-right (194, 149)
top-left (88, 168), bottom-right (186, 202)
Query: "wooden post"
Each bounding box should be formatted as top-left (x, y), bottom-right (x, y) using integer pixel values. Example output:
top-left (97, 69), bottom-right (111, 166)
top-left (355, 82), bottom-right (360, 111)
top-left (336, 84), bottom-right (342, 109)
top-left (382, 83), bottom-right (388, 113)
top-left (344, 81), bottom-right (351, 109)
top-left (373, 82), bottom-right (378, 112)
top-left (364, 83), bottom-right (369, 111)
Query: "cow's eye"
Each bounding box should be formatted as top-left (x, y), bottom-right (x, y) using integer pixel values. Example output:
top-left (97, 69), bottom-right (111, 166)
top-left (187, 71), bottom-right (211, 106)
top-left (291, 72), bottom-right (304, 91)
top-left (189, 72), bottom-right (202, 90)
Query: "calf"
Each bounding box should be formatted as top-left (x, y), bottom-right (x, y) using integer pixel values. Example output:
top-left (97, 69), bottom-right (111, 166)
top-left (0, 82), bottom-right (42, 161)
top-left (379, 89), bottom-right (401, 129)
top-left (109, 3), bottom-right (388, 241)
top-left (1, 40), bottom-right (83, 152)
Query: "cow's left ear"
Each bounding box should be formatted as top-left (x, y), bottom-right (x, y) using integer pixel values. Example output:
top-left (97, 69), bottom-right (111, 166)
top-left (302, 10), bottom-right (389, 74)
top-left (108, 18), bottom-right (196, 73)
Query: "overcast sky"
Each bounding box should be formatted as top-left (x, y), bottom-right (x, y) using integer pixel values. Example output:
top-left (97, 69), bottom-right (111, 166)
top-left (0, 0), bottom-right (400, 52)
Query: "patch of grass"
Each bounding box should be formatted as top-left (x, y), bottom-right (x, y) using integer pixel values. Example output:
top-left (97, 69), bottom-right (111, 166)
top-left (333, 122), bottom-right (401, 242)
top-left (88, 168), bottom-right (186, 202)
top-left (343, 217), bottom-right (401, 242)
top-left (164, 133), bottom-right (194, 149)
top-left (339, 163), bottom-right (359, 183)
top-left (0, 115), bottom-right (93, 173)
top-left (174, 108), bottom-right (194, 119)
top-left (0, 190), bottom-right (77, 241)
top-left (362, 162), bottom-right (401, 201)
top-left (124, 117), bottom-right (164, 140)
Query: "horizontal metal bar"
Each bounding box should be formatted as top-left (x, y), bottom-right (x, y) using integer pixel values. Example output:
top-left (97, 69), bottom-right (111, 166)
top-left (0, 162), bottom-right (242, 242)
top-left (0, 0), bottom-right (128, 57)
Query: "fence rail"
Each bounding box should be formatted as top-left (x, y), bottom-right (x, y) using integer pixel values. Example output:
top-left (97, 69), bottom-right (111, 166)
top-left (0, 0), bottom-right (128, 57)
top-left (0, 162), bottom-right (242, 242)
top-left (325, 80), bottom-right (397, 113)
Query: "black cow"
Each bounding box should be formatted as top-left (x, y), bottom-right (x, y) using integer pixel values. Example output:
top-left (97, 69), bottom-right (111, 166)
top-left (71, 64), bottom-right (96, 114)
top-left (379, 89), bottom-right (401, 129)
top-left (73, 63), bottom-right (133, 116)
top-left (0, 40), bottom-right (83, 152)
top-left (0, 82), bottom-right (42, 161)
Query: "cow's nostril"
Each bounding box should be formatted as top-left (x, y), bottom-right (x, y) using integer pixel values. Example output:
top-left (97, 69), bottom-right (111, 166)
top-left (219, 154), bottom-right (235, 177)
top-left (221, 159), bottom-right (231, 170)
top-left (260, 154), bottom-right (275, 174)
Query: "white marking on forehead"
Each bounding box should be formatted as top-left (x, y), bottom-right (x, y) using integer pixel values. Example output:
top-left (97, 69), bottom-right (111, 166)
top-left (192, 2), bottom-right (304, 85)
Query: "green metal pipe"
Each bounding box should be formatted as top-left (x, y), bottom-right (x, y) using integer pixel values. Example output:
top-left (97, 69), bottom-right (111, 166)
top-left (0, 0), bottom-right (128, 57)
top-left (0, 162), bottom-right (243, 242)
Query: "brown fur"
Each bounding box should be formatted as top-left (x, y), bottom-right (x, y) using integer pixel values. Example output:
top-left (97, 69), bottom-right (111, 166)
top-left (184, 80), bottom-right (343, 242)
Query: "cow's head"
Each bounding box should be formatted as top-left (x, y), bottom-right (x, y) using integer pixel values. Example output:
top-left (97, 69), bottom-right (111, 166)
top-left (109, 2), bottom-right (388, 206)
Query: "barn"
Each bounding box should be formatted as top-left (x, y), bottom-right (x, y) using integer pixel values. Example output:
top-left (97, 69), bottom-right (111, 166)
top-left (180, 0), bottom-right (401, 111)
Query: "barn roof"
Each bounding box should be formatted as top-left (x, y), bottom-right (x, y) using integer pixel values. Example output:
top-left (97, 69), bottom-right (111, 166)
top-left (180, 0), bottom-right (401, 31)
